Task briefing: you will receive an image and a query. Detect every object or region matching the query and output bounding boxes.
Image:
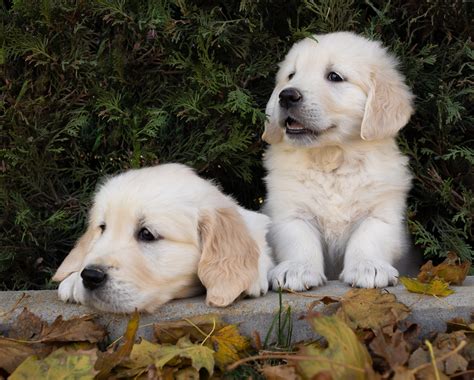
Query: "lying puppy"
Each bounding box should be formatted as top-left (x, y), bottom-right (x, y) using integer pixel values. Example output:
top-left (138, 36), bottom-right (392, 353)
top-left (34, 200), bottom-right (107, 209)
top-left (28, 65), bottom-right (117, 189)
top-left (53, 164), bottom-right (273, 312)
top-left (262, 31), bottom-right (414, 290)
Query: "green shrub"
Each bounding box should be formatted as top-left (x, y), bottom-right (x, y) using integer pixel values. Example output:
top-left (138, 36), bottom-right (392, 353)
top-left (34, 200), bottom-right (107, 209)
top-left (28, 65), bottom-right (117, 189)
top-left (1, 0), bottom-right (472, 290)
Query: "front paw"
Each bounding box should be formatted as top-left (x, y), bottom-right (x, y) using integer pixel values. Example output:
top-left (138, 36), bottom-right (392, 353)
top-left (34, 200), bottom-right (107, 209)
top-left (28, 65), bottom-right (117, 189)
top-left (57, 272), bottom-right (85, 304)
top-left (270, 261), bottom-right (326, 291)
top-left (340, 260), bottom-right (399, 288)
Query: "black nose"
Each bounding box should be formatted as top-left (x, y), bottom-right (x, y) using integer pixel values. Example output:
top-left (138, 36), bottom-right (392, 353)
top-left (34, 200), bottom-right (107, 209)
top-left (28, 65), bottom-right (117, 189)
top-left (279, 88), bottom-right (302, 109)
top-left (81, 266), bottom-right (107, 290)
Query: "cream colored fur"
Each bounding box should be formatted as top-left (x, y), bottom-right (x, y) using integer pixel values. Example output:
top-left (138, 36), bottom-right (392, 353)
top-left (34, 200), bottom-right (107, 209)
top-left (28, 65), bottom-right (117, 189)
top-left (263, 32), bottom-right (414, 290)
top-left (53, 164), bottom-right (273, 312)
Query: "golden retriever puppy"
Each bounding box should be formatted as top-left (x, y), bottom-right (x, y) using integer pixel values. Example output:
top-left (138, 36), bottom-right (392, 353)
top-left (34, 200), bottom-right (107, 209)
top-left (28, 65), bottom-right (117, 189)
top-left (53, 164), bottom-right (273, 312)
top-left (262, 32), bottom-right (414, 290)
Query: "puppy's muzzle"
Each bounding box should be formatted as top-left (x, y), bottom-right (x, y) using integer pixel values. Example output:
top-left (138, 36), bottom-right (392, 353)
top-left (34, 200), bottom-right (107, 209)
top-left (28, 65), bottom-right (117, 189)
top-left (81, 266), bottom-right (107, 290)
top-left (279, 88), bottom-right (302, 109)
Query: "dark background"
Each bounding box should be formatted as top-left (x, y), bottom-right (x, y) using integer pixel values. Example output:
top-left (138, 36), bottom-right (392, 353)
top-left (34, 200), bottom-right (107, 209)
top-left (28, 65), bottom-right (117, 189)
top-left (1, 0), bottom-right (472, 289)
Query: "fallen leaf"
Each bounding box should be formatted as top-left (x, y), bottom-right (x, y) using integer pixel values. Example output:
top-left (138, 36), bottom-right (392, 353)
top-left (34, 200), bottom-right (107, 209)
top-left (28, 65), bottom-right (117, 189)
top-left (175, 366), bottom-right (200, 379)
top-left (335, 289), bottom-right (410, 330)
top-left (261, 364), bottom-right (301, 380)
top-left (392, 366), bottom-right (415, 380)
top-left (295, 315), bottom-right (374, 380)
top-left (154, 314), bottom-right (224, 344)
top-left (9, 347), bottom-right (98, 380)
top-left (154, 336), bottom-right (214, 376)
top-left (7, 308), bottom-right (44, 341)
top-left (40, 315), bottom-right (106, 343)
top-left (116, 338), bottom-right (160, 378)
top-left (210, 324), bottom-right (249, 369)
top-left (0, 338), bottom-right (50, 373)
top-left (417, 252), bottom-right (470, 285)
top-left (408, 332), bottom-right (468, 378)
top-left (370, 329), bottom-right (410, 371)
top-left (95, 310), bottom-right (139, 380)
top-left (400, 277), bottom-right (454, 297)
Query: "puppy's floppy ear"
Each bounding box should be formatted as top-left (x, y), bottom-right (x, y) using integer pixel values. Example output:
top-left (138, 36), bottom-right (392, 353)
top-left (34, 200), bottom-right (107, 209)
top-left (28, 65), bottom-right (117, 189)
top-left (262, 119), bottom-right (284, 144)
top-left (361, 66), bottom-right (414, 141)
top-left (52, 226), bottom-right (97, 282)
top-left (198, 208), bottom-right (259, 307)
top-left (262, 94), bottom-right (284, 144)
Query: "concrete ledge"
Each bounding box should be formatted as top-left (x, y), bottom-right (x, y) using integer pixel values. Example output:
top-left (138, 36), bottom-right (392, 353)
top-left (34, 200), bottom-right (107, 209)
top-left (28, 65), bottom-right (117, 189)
top-left (1, 278), bottom-right (473, 343)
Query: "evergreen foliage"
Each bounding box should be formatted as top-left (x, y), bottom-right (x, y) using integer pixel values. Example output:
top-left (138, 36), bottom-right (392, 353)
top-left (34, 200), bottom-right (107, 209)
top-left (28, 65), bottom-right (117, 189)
top-left (1, 0), bottom-right (472, 290)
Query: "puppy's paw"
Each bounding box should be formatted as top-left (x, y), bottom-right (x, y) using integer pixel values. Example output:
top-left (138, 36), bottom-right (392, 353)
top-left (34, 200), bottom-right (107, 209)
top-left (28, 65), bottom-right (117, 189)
top-left (340, 260), bottom-right (399, 288)
top-left (246, 254), bottom-right (273, 298)
top-left (270, 261), bottom-right (326, 291)
top-left (57, 272), bottom-right (85, 304)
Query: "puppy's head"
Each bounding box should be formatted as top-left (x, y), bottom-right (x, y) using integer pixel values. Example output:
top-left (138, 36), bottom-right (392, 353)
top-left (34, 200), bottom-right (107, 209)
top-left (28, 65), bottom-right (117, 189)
top-left (53, 164), bottom-right (260, 312)
top-left (262, 31), bottom-right (414, 147)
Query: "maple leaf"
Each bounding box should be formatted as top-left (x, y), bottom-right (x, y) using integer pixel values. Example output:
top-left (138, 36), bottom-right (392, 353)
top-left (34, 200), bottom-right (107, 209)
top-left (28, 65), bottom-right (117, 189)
top-left (417, 252), bottom-right (471, 285)
top-left (209, 324), bottom-right (250, 369)
top-left (335, 288), bottom-right (410, 330)
top-left (7, 308), bottom-right (44, 341)
top-left (295, 315), bottom-right (374, 380)
top-left (154, 336), bottom-right (215, 375)
top-left (370, 329), bottom-right (410, 369)
top-left (39, 315), bottom-right (106, 343)
top-left (0, 338), bottom-right (50, 373)
top-left (154, 314), bottom-right (225, 344)
top-left (9, 347), bottom-right (98, 380)
top-left (261, 364), bottom-right (301, 380)
top-left (95, 310), bottom-right (139, 379)
top-left (400, 277), bottom-right (454, 297)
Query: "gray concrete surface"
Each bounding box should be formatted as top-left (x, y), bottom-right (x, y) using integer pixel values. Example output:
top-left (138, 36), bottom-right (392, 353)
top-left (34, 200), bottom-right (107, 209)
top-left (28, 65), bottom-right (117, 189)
top-left (1, 278), bottom-right (473, 343)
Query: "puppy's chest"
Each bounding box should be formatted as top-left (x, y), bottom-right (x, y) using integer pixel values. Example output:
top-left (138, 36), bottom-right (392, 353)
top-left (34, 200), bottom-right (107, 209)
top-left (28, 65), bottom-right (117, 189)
top-left (295, 159), bottom-right (377, 235)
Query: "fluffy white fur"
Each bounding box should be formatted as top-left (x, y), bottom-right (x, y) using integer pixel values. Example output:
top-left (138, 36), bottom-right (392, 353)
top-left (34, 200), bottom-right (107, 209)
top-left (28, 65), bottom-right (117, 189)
top-left (53, 164), bottom-right (273, 312)
top-left (262, 32), bottom-right (414, 290)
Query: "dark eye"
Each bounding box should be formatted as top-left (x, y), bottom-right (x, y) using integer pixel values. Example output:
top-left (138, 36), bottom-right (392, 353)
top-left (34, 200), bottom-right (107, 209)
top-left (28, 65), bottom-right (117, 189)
top-left (137, 227), bottom-right (156, 242)
top-left (288, 72), bottom-right (295, 80)
top-left (327, 72), bottom-right (343, 82)
top-left (99, 224), bottom-right (106, 232)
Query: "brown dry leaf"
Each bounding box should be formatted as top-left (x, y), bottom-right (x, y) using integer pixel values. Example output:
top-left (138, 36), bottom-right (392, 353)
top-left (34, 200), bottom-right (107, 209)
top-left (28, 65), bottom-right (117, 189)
top-left (261, 364), bottom-right (301, 380)
top-left (9, 347), bottom-right (99, 380)
top-left (7, 308), bottom-right (44, 341)
top-left (40, 314), bottom-right (106, 343)
top-left (154, 314), bottom-right (224, 344)
top-left (417, 252), bottom-right (471, 285)
top-left (209, 324), bottom-right (249, 369)
top-left (400, 277), bottom-right (454, 297)
top-left (295, 315), bottom-right (374, 380)
top-left (392, 366), bottom-right (415, 380)
top-left (0, 338), bottom-right (51, 373)
top-left (95, 310), bottom-right (139, 380)
top-left (408, 332), bottom-right (468, 378)
top-left (335, 289), bottom-right (410, 330)
top-left (369, 329), bottom-right (410, 369)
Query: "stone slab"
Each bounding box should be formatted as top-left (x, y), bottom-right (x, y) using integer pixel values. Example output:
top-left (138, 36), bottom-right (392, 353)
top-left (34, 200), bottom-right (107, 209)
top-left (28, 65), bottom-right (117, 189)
top-left (1, 277), bottom-right (473, 343)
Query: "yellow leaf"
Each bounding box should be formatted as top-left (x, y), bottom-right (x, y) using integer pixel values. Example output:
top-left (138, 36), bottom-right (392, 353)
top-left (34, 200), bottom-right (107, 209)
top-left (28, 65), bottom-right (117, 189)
top-left (400, 277), bottom-right (454, 297)
top-left (336, 288), bottom-right (410, 330)
top-left (210, 324), bottom-right (250, 369)
top-left (154, 314), bottom-right (225, 344)
top-left (95, 310), bottom-right (140, 379)
top-left (9, 347), bottom-right (98, 380)
top-left (154, 336), bottom-right (214, 375)
top-left (417, 252), bottom-right (471, 285)
top-left (295, 315), bottom-right (374, 380)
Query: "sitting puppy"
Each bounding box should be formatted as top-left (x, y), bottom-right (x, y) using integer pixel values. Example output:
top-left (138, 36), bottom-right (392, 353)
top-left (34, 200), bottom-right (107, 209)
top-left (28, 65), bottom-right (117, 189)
top-left (53, 164), bottom-right (273, 312)
top-left (262, 32), bottom-right (414, 290)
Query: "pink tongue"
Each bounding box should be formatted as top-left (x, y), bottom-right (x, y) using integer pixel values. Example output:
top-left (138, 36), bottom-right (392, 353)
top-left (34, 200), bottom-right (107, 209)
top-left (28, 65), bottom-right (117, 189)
top-left (288, 121), bottom-right (304, 130)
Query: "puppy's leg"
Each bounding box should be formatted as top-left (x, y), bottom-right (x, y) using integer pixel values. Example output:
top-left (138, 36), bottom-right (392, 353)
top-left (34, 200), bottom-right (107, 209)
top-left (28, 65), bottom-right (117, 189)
top-left (341, 216), bottom-right (404, 288)
top-left (269, 219), bottom-right (326, 291)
